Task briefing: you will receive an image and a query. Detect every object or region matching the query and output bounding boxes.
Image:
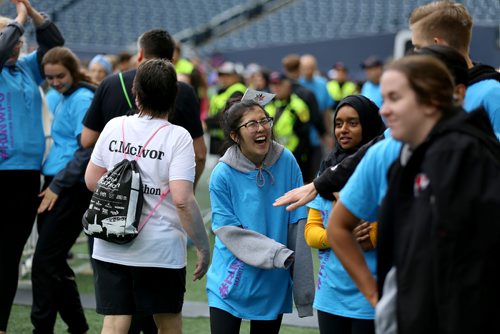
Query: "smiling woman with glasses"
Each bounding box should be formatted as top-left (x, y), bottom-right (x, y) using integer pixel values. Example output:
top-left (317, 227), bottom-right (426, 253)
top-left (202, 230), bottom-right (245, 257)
top-left (206, 99), bottom-right (314, 334)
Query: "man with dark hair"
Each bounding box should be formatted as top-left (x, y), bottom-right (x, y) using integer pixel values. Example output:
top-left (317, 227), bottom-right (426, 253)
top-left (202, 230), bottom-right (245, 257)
top-left (81, 29), bottom-right (206, 188)
top-left (137, 29), bottom-right (175, 59)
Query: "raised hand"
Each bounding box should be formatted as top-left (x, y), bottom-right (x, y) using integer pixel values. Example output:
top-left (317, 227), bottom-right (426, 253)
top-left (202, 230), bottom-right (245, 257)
top-left (14, 0), bottom-right (44, 26)
top-left (12, 0), bottom-right (28, 25)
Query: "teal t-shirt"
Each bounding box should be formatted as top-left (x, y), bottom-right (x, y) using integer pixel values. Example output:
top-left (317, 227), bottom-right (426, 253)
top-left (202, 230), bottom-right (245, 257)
top-left (340, 129), bottom-right (401, 222)
top-left (0, 51), bottom-right (45, 170)
top-left (308, 195), bottom-right (376, 319)
top-left (464, 79), bottom-right (500, 134)
top-left (42, 86), bottom-right (94, 176)
top-left (360, 81), bottom-right (383, 108)
top-left (206, 148), bottom-right (307, 320)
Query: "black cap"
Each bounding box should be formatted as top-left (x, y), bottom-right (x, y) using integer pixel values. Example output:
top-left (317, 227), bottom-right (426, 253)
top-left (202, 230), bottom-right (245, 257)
top-left (361, 56), bottom-right (383, 69)
top-left (333, 62), bottom-right (347, 70)
top-left (269, 71), bottom-right (289, 84)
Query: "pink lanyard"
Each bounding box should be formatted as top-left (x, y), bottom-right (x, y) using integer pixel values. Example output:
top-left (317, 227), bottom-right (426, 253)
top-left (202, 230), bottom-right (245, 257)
top-left (121, 117), bottom-right (171, 231)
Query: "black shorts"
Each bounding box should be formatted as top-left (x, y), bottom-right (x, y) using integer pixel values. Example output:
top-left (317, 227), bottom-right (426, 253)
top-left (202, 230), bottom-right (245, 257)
top-left (94, 259), bottom-right (186, 315)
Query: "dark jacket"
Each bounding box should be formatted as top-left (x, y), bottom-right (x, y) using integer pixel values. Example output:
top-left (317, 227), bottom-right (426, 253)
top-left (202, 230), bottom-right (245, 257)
top-left (468, 63), bottom-right (500, 86)
top-left (378, 108), bottom-right (500, 334)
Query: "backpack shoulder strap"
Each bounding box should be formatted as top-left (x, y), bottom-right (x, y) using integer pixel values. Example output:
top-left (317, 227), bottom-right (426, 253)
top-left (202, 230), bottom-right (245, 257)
top-left (121, 117), bottom-right (171, 232)
top-left (134, 123), bottom-right (170, 161)
top-left (120, 117), bottom-right (170, 161)
top-left (137, 188), bottom-right (170, 232)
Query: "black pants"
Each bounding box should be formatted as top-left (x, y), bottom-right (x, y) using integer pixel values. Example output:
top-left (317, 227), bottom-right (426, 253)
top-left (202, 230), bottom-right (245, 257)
top-left (0, 170), bottom-right (40, 331)
top-left (317, 310), bottom-right (375, 334)
top-left (210, 307), bottom-right (283, 334)
top-left (30, 177), bottom-right (91, 334)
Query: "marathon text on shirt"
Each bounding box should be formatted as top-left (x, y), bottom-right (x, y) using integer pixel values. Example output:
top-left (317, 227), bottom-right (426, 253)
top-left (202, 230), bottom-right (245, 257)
top-left (0, 92), bottom-right (12, 159)
top-left (143, 183), bottom-right (161, 196)
top-left (109, 140), bottom-right (165, 160)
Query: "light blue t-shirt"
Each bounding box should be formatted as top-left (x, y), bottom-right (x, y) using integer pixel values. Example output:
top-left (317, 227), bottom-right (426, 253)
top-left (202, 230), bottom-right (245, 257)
top-left (464, 79), bottom-right (500, 134)
top-left (360, 81), bottom-right (383, 108)
top-left (42, 86), bottom-right (94, 176)
top-left (207, 148), bottom-right (307, 320)
top-left (44, 88), bottom-right (62, 115)
top-left (340, 129), bottom-right (401, 221)
top-left (0, 51), bottom-right (45, 170)
top-left (307, 195), bottom-right (376, 319)
top-left (299, 76), bottom-right (334, 113)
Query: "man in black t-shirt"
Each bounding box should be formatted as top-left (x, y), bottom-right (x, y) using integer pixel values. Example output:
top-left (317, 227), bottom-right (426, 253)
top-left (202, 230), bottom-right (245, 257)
top-left (82, 29), bottom-right (206, 188)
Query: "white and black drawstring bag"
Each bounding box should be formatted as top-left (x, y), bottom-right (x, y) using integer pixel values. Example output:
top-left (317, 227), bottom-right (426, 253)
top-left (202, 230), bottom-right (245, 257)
top-left (82, 118), bottom-right (169, 244)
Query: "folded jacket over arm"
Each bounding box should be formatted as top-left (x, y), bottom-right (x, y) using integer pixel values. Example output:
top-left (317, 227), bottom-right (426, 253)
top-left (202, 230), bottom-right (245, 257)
top-left (213, 225), bottom-right (294, 269)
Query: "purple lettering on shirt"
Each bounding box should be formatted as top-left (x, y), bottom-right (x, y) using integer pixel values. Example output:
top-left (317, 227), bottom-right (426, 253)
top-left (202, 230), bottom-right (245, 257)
top-left (219, 258), bottom-right (245, 298)
top-left (317, 250), bottom-right (330, 291)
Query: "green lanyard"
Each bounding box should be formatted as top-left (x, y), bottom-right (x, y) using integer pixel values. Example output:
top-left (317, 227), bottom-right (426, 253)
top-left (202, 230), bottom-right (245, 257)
top-left (118, 72), bottom-right (133, 109)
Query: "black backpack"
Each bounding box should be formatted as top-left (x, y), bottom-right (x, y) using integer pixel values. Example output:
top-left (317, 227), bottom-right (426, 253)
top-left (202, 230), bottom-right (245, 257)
top-left (82, 119), bottom-right (169, 244)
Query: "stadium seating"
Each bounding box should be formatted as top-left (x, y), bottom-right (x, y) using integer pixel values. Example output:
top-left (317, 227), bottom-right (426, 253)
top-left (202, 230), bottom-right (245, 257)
top-left (1, 0), bottom-right (497, 56)
top-left (198, 0), bottom-right (499, 54)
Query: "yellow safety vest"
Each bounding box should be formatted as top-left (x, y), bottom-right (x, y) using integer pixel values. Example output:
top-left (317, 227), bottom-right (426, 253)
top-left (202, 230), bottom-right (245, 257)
top-left (175, 58), bottom-right (194, 75)
top-left (327, 80), bottom-right (357, 103)
top-left (265, 94), bottom-right (309, 152)
top-left (209, 82), bottom-right (247, 117)
top-left (208, 82), bottom-right (246, 139)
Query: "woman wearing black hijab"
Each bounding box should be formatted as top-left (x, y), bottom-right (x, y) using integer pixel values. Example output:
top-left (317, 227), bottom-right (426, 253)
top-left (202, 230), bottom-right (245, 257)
top-left (319, 95), bottom-right (386, 175)
top-left (305, 95), bottom-right (385, 334)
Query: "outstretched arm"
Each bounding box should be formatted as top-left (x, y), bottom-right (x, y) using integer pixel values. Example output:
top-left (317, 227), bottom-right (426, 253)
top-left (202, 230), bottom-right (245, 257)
top-left (273, 182), bottom-right (318, 211)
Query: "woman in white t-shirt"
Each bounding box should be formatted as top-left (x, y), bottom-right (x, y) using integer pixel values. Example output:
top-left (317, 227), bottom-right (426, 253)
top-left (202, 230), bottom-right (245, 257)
top-left (85, 59), bottom-right (210, 334)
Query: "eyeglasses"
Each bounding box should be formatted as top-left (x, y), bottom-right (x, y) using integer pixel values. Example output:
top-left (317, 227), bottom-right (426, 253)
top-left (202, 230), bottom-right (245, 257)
top-left (237, 117), bottom-right (274, 133)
